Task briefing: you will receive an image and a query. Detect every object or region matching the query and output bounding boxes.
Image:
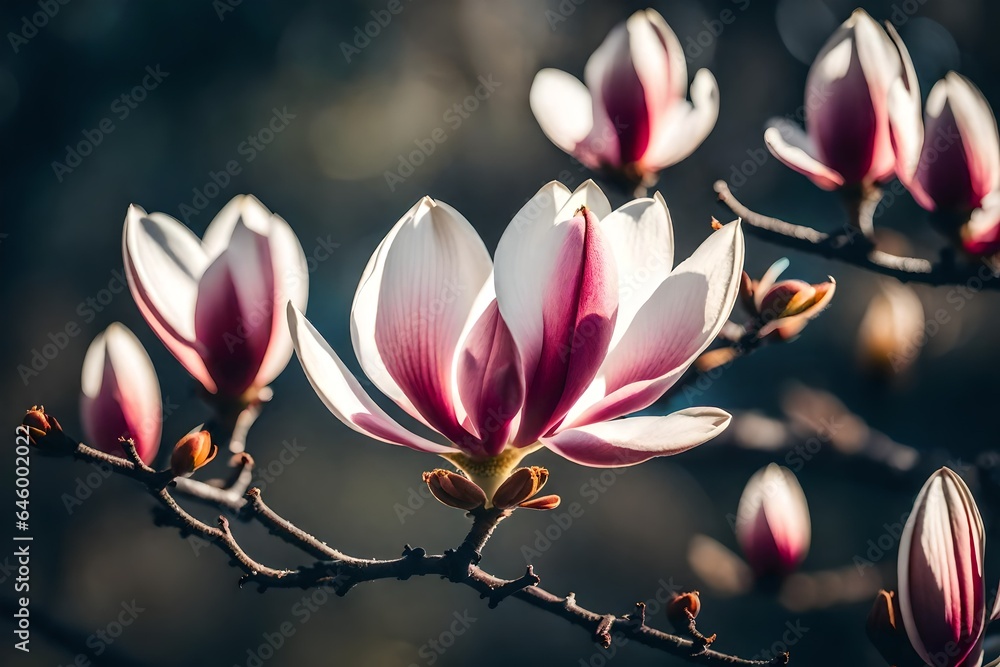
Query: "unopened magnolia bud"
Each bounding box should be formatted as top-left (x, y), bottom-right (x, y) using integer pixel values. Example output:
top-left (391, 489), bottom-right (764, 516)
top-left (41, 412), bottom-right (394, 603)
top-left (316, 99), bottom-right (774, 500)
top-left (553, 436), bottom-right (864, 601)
top-left (492, 466), bottom-right (550, 509)
top-left (866, 590), bottom-right (922, 667)
top-left (746, 258), bottom-right (836, 341)
top-left (667, 591), bottom-right (701, 626)
top-left (423, 469), bottom-right (487, 510)
top-left (22, 406), bottom-right (69, 451)
top-left (170, 431), bottom-right (217, 477)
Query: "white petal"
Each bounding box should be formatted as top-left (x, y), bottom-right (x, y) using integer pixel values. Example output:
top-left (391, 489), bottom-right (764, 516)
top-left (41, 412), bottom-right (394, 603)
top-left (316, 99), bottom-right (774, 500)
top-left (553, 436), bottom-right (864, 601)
top-left (287, 304), bottom-right (456, 454)
top-left (642, 69), bottom-right (720, 170)
top-left (373, 197), bottom-right (493, 441)
top-left (124, 207), bottom-right (208, 341)
top-left (555, 179), bottom-right (612, 222)
top-left (764, 122), bottom-right (845, 190)
top-left (530, 69), bottom-right (595, 155)
top-left (601, 192), bottom-right (674, 348)
top-left (542, 407), bottom-right (731, 467)
top-left (494, 181), bottom-right (574, 379)
top-left (254, 209), bottom-right (309, 387)
top-left (567, 220), bottom-right (744, 427)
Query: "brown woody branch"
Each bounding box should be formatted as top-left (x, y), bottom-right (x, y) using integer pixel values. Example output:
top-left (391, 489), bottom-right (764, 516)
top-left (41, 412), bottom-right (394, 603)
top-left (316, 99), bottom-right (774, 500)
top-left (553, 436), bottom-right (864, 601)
top-left (714, 180), bottom-right (1000, 289)
top-left (39, 425), bottom-right (788, 667)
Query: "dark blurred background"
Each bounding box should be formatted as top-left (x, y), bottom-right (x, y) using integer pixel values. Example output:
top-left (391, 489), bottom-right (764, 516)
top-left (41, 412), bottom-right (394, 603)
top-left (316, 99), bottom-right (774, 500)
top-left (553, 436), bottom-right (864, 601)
top-left (2, 0), bottom-right (1000, 665)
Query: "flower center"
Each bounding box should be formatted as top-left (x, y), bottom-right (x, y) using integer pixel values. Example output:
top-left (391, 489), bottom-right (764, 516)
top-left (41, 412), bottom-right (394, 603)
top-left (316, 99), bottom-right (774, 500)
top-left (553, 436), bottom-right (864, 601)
top-left (442, 444), bottom-right (543, 506)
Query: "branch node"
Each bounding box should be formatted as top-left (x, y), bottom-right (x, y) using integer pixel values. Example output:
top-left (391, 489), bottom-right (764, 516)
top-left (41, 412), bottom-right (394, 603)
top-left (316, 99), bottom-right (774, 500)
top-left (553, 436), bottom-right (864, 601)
top-left (624, 601), bottom-right (646, 629)
top-left (595, 614), bottom-right (615, 649)
top-left (483, 565), bottom-right (540, 608)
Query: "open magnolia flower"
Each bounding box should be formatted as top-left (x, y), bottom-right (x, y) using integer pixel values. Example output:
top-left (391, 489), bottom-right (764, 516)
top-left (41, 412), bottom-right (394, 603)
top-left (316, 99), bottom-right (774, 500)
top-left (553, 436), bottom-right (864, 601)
top-left (530, 9), bottom-right (719, 190)
top-left (896, 468), bottom-right (988, 667)
top-left (765, 9), bottom-right (918, 193)
top-left (80, 323), bottom-right (162, 464)
top-left (123, 195), bottom-right (308, 403)
top-left (289, 180), bottom-right (743, 498)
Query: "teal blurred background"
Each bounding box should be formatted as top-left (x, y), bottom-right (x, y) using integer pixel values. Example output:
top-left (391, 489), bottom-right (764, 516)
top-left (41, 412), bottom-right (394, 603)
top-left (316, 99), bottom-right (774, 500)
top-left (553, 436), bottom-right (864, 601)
top-left (2, 0), bottom-right (1000, 665)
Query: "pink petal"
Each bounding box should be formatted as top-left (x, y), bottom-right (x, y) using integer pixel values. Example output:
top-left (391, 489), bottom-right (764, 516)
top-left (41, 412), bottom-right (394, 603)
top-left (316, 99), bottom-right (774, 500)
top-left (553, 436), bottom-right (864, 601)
top-left (637, 9), bottom-right (687, 118)
top-left (585, 19), bottom-right (649, 165)
top-left (456, 300), bottom-right (523, 456)
top-left (80, 323), bottom-right (162, 464)
top-left (287, 304), bottom-right (456, 454)
top-left (917, 74), bottom-right (1000, 211)
top-left (807, 30), bottom-right (878, 184)
top-left (374, 197), bottom-right (493, 446)
top-left (541, 407), bottom-right (730, 467)
top-left (194, 220), bottom-right (274, 396)
top-left (496, 181), bottom-right (618, 445)
top-left (898, 468), bottom-right (986, 667)
top-left (567, 220), bottom-right (743, 428)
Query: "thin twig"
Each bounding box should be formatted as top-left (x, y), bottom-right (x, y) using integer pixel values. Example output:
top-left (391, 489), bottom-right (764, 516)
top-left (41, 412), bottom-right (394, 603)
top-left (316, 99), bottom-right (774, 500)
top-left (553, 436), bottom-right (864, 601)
top-left (35, 423), bottom-right (786, 667)
top-left (714, 180), bottom-right (1000, 289)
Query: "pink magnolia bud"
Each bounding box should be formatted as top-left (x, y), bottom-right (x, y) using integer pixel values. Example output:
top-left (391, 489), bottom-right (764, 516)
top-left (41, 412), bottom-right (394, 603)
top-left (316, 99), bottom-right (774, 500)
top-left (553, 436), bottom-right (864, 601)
top-left (530, 9), bottom-right (719, 188)
top-left (123, 195), bottom-right (308, 402)
top-left (898, 467), bottom-right (986, 667)
top-left (746, 258), bottom-right (836, 340)
top-left (766, 10), bottom-right (918, 191)
top-left (902, 73), bottom-right (1000, 213)
top-left (735, 464), bottom-right (810, 577)
top-left (80, 323), bottom-right (162, 465)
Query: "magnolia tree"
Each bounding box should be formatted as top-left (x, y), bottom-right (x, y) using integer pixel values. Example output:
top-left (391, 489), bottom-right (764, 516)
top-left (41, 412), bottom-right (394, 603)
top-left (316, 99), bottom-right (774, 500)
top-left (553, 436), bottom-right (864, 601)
top-left (20, 6), bottom-right (1000, 667)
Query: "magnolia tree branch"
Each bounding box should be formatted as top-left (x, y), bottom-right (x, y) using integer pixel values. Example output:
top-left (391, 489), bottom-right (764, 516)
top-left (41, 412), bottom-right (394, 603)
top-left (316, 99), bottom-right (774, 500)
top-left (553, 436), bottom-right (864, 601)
top-left (36, 423), bottom-right (788, 667)
top-left (713, 181), bottom-right (1000, 290)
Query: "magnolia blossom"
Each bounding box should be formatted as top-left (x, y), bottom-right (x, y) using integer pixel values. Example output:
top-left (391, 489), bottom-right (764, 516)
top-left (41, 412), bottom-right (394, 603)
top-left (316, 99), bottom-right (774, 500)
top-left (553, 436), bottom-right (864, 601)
top-left (123, 195), bottom-right (308, 401)
top-left (288, 181), bottom-right (743, 495)
top-left (898, 468), bottom-right (986, 667)
top-left (80, 323), bottom-right (162, 464)
top-left (894, 72), bottom-right (1000, 256)
top-left (765, 9), bottom-right (918, 191)
top-left (734, 464), bottom-right (811, 577)
top-left (898, 73), bottom-right (1000, 213)
top-left (530, 9), bottom-right (719, 187)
